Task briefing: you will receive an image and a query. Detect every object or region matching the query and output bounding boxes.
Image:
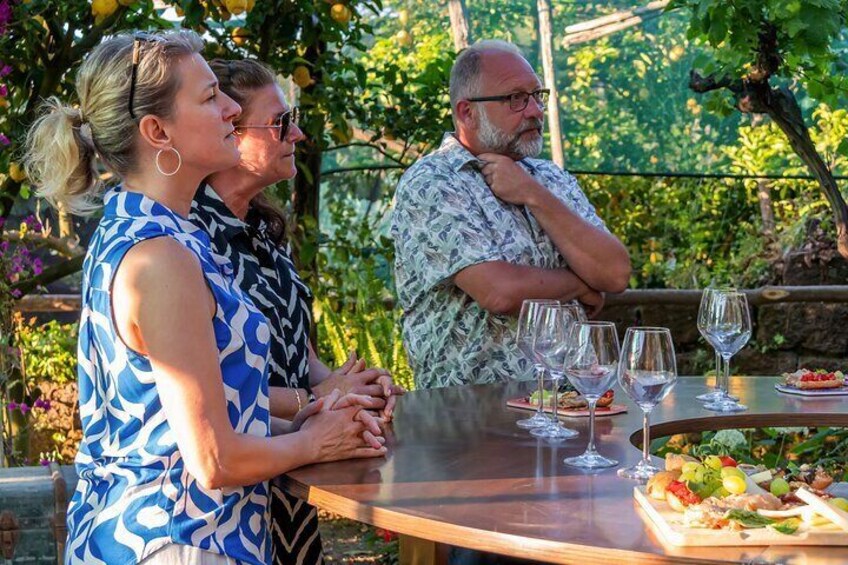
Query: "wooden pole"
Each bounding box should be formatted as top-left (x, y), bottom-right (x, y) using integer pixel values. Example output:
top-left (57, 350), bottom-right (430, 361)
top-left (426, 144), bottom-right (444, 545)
top-left (537, 0), bottom-right (565, 168)
top-left (448, 0), bottom-right (471, 51)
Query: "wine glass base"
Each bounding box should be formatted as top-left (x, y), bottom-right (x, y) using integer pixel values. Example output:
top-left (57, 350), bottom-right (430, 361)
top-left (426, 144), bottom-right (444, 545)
top-left (530, 423), bottom-right (579, 439)
top-left (703, 400), bottom-right (748, 413)
top-left (516, 412), bottom-right (549, 429)
top-left (696, 390), bottom-right (739, 402)
top-left (563, 452), bottom-right (618, 469)
top-left (617, 462), bottom-right (661, 481)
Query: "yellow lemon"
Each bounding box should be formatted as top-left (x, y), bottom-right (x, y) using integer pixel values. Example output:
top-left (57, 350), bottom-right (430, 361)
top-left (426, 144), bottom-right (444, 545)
top-left (292, 65), bottom-right (313, 88)
top-left (231, 26), bottom-right (250, 46)
top-left (9, 163), bottom-right (26, 183)
top-left (91, 0), bottom-right (119, 19)
top-left (722, 475), bottom-right (747, 495)
top-left (224, 0), bottom-right (247, 16)
top-left (330, 3), bottom-right (351, 25)
top-left (395, 29), bottom-right (412, 47)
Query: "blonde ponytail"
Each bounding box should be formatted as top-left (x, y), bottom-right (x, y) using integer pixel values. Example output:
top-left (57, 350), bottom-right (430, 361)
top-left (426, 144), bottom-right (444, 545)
top-left (23, 30), bottom-right (204, 217)
top-left (24, 98), bottom-right (100, 216)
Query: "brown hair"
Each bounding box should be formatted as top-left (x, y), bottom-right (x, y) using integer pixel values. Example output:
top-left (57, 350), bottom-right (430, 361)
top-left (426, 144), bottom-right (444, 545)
top-left (209, 58), bottom-right (289, 246)
top-left (24, 30), bottom-right (204, 215)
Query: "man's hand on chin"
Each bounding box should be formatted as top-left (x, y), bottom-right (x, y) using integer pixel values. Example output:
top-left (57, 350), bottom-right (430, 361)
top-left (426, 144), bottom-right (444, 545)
top-left (478, 152), bottom-right (545, 207)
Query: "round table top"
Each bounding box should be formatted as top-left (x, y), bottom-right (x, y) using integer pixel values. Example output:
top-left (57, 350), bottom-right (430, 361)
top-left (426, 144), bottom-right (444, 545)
top-left (280, 376), bottom-right (848, 564)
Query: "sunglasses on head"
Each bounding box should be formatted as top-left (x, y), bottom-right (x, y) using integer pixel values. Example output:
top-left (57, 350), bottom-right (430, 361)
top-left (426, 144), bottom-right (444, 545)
top-left (235, 107), bottom-right (300, 141)
top-left (128, 31), bottom-right (163, 120)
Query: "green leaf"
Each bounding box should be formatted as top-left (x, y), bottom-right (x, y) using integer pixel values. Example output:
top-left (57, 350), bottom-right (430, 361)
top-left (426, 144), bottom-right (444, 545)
top-left (725, 509), bottom-right (775, 528)
top-left (837, 138), bottom-right (848, 159)
top-left (769, 518), bottom-right (801, 535)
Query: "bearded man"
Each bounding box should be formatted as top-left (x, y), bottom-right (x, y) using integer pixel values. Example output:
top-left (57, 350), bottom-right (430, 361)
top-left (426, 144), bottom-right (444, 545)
top-left (391, 40), bottom-right (631, 390)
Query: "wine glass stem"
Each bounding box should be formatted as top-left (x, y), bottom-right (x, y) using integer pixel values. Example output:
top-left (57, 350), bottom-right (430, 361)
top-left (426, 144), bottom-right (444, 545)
top-left (641, 409), bottom-right (651, 465)
top-left (586, 399), bottom-right (597, 454)
top-left (722, 353), bottom-right (732, 397)
top-left (550, 374), bottom-right (560, 424)
top-left (535, 364), bottom-right (545, 415)
top-left (713, 351), bottom-right (722, 392)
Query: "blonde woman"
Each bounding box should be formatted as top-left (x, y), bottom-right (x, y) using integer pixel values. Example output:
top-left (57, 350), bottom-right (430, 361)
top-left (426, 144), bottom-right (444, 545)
top-left (25, 31), bottom-right (386, 565)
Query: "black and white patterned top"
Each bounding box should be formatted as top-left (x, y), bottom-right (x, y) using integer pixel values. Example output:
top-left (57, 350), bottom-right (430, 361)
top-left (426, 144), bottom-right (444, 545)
top-left (189, 183), bottom-right (323, 565)
top-left (190, 183), bottom-right (313, 389)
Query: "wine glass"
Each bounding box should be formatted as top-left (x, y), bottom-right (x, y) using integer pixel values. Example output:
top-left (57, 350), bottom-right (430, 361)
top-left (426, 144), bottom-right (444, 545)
top-left (617, 327), bottom-right (678, 481)
top-left (529, 303), bottom-right (585, 440)
top-left (562, 321), bottom-right (620, 468)
top-left (696, 287), bottom-right (738, 403)
top-left (703, 291), bottom-right (750, 413)
top-left (516, 299), bottom-right (560, 429)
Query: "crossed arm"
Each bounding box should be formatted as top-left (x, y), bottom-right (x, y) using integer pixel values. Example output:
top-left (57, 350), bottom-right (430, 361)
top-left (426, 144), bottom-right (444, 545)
top-left (452, 154), bottom-right (631, 316)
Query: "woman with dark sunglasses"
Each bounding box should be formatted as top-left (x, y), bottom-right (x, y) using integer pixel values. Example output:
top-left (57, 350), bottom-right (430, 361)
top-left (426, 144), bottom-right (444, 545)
top-left (189, 59), bottom-right (406, 565)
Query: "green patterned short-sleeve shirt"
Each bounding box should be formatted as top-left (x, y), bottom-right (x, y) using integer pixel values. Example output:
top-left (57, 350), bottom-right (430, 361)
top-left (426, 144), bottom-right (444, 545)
top-left (391, 133), bottom-right (608, 389)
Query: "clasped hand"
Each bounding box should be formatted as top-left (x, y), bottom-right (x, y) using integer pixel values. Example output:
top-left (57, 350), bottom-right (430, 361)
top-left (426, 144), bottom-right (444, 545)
top-left (313, 351), bottom-right (406, 420)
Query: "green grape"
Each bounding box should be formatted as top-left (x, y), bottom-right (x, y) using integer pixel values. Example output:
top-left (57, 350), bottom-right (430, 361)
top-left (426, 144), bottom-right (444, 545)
top-left (682, 462), bottom-right (701, 475)
top-left (721, 466), bottom-right (746, 480)
top-left (679, 471), bottom-right (697, 484)
top-left (693, 468), bottom-right (705, 484)
top-left (704, 456), bottom-right (722, 471)
top-left (711, 486), bottom-right (730, 498)
top-left (769, 477), bottom-right (790, 497)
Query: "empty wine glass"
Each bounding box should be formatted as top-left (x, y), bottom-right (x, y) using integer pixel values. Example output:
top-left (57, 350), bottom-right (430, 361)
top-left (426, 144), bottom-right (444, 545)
top-left (696, 287), bottom-right (738, 403)
top-left (563, 321), bottom-right (620, 468)
top-left (617, 327), bottom-right (678, 481)
top-left (703, 291), bottom-right (750, 413)
top-left (516, 299), bottom-right (560, 429)
top-left (529, 303), bottom-right (585, 440)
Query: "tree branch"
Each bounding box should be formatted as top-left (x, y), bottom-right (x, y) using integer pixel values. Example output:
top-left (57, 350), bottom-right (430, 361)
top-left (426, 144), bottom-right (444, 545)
top-left (323, 142), bottom-right (410, 166)
top-left (10, 256), bottom-right (84, 298)
top-left (688, 70), bottom-right (737, 94)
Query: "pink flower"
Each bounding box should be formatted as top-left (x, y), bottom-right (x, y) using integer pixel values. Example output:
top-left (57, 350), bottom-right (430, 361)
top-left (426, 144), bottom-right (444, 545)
top-left (19, 402), bottom-right (30, 414)
top-left (0, 85), bottom-right (7, 98)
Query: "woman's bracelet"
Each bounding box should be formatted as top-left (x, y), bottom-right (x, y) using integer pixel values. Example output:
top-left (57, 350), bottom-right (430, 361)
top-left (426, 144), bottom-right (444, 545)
top-left (294, 388), bottom-right (304, 412)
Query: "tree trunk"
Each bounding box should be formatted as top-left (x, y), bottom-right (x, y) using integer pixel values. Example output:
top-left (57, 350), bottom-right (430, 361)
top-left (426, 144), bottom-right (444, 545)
top-left (756, 179), bottom-right (776, 237)
top-left (537, 0), bottom-right (565, 168)
top-left (760, 86), bottom-right (848, 259)
top-left (448, 0), bottom-right (471, 51)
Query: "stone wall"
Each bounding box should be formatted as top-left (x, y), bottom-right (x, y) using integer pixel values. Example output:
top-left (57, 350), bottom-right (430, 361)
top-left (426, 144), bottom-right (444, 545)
top-left (600, 301), bottom-right (848, 376)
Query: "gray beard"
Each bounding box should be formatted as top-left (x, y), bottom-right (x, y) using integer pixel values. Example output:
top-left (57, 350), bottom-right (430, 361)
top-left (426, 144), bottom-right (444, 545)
top-left (477, 107), bottom-right (544, 159)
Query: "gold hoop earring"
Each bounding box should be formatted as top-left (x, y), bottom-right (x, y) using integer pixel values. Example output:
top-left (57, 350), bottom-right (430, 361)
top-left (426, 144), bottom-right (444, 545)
top-left (155, 147), bottom-right (182, 177)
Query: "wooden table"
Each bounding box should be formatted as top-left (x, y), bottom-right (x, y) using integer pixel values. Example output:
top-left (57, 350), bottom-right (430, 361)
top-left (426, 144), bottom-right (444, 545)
top-left (279, 377), bottom-right (848, 564)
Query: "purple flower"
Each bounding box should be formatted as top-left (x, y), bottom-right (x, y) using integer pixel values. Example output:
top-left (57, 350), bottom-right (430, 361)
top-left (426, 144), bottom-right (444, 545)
top-left (39, 459), bottom-right (50, 466)
top-left (10, 289), bottom-right (21, 298)
top-left (32, 258), bottom-right (43, 275)
top-left (0, 85), bottom-right (7, 98)
top-left (41, 399), bottom-right (51, 411)
top-left (0, 133), bottom-right (9, 147)
top-left (25, 216), bottom-right (42, 231)
top-left (19, 402), bottom-right (30, 414)
top-left (0, 64), bottom-right (10, 78)
top-left (6, 401), bottom-right (17, 410)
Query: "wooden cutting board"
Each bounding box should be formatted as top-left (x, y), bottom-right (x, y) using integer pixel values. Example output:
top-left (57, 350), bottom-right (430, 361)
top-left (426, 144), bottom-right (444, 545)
top-left (633, 486), bottom-right (848, 546)
top-left (506, 397), bottom-right (627, 418)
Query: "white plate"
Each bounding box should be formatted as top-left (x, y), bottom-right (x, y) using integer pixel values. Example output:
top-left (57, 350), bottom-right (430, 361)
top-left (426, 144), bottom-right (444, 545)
top-left (774, 384), bottom-right (848, 397)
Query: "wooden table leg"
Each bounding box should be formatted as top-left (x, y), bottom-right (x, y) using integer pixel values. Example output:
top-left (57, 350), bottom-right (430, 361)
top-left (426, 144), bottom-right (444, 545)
top-left (399, 534), bottom-right (451, 565)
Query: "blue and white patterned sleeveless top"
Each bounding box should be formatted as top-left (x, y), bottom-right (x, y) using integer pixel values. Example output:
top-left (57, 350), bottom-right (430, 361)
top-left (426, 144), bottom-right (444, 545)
top-left (66, 188), bottom-right (272, 565)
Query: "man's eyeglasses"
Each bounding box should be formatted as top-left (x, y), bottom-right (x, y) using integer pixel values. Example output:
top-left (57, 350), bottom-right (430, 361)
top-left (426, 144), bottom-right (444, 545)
top-left (235, 107), bottom-right (300, 141)
top-left (128, 32), bottom-right (161, 120)
top-left (466, 89), bottom-right (550, 112)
